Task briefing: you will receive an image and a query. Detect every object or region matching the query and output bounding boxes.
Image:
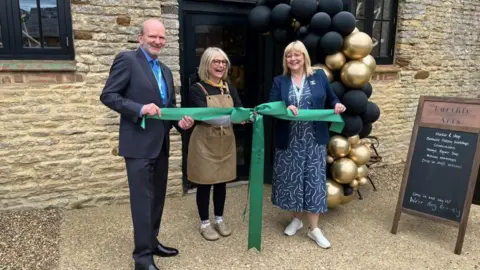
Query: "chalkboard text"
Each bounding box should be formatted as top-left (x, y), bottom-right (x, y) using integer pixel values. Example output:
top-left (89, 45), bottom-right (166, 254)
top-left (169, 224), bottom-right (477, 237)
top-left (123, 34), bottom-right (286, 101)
top-left (421, 101), bottom-right (480, 129)
top-left (408, 192), bottom-right (461, 218)
top-left (420, 131), bottom-right (469, 169)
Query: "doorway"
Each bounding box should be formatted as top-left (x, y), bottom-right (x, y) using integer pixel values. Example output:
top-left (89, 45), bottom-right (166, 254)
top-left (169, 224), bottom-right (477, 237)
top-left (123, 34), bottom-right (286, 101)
top-left (179, 0), bottom-right (262, 192)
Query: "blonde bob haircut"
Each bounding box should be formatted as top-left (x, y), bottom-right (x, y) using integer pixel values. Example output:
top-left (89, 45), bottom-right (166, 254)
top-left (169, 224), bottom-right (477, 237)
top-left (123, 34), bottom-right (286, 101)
top-left (282, 41), bottom-right (314, 76)
top-left (197, 47), bottom-right (231, 82)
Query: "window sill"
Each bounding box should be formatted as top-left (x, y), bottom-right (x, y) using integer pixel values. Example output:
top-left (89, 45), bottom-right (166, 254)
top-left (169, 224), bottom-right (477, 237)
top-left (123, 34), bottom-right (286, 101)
top-left (371, 64), bottom-right (401, 81)
top-left (0, 60), bottom-right (77, 72)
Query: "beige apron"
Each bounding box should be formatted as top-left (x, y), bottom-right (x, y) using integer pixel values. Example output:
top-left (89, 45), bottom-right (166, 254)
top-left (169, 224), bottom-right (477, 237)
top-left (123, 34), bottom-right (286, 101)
top-left (187, 83), bottom-right (237, 184)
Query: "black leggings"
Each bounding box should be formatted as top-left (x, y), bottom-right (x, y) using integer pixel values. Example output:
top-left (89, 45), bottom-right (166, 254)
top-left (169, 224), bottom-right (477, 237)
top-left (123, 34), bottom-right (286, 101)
top-left (196, 183), bottom-right (226, 221)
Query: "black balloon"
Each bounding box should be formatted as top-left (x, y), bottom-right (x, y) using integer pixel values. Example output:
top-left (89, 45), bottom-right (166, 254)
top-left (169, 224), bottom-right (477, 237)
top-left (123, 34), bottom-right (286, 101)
top-left (332, 70), bottom-right (342, 81)
top-left (359, 122), bottom-right (372, 138)
top-left (310, 12), bottom-right (331, 35)
top-left (361, 83), bottom-right (372, 98)
top-left (342, 90), bottom-right (368, 115)
top-left (257, 0), bottom-right (289, 7)
top-left (320, 31), bottom-right (343, 54)
top-left (315, 50), bottom-right (326, 65)
top-left (301, 33), bottom-right (321, 57)
top-left (342, 0), bottom-right (352, 12)
top-left (248, 6), bottom-right (272, 33)
top-left (271, 4), bottom-right (292, 28)
top-left (341, 114), bottom-right (363, 137)
top-left (361, 101), bottom-right (381, 123)
top-left (331, 81), bottom-right (346, 100)
top-left (343, 185), bottom-right (354, 196)
top-left (297, 26), bottom-right (309, 38)
top-left (272, 28), bottom-right (294, 44)
top-left (331, 11), bottom-right (356, 36)
top-left (290, 0), bottom-right (318, 24)
top-left (318, 0), bottom-right (344, 17)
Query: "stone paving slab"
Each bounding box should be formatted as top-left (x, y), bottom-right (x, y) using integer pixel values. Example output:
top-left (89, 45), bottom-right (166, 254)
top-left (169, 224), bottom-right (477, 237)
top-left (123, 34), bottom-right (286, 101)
top-left (58, 165), bottom-right (480, 270)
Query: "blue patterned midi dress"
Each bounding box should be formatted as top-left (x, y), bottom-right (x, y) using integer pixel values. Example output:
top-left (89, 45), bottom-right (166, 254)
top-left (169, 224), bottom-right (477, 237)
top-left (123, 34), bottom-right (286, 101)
top-left (271, 78), bottom-right (328, 214)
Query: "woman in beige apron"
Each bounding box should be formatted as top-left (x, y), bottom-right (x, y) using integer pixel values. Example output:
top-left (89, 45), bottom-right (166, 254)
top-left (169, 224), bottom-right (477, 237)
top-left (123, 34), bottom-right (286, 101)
top-left (187, 47), bottom-right (245, 241)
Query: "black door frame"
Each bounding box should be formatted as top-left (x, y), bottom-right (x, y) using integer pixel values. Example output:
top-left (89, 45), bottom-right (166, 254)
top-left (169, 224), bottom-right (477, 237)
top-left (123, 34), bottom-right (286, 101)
top-left (179, 0), bottom-right (270, 192)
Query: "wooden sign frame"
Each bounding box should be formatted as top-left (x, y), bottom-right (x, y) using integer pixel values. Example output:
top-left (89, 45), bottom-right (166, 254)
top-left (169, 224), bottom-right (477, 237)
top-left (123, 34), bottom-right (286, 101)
top-left (391, 96), bottom-right (480, 255)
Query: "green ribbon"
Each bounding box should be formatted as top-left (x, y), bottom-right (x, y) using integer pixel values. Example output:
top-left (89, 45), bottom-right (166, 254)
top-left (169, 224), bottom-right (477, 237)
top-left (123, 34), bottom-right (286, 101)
top-left (140, 101), bottom-right (344, 251)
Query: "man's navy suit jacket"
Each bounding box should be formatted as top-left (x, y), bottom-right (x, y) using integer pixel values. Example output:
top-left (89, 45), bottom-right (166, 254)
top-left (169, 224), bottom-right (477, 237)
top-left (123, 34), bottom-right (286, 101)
top-left (100, 48), bottom-right (180, 159)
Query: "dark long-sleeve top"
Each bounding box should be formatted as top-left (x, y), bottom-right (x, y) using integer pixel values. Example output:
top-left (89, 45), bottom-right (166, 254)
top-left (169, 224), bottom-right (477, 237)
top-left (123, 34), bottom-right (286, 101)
top-left (269, 69), bottom-right (340, 148)
top-left (189, 81), bottom-right (243, 108)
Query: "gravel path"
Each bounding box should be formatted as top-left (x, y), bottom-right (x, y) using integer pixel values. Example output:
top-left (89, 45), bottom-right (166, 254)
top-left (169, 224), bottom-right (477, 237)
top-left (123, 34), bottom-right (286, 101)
top-left (1, 165), bottom-right (479, 270)
top-left (58, 165), bottom-right (480, 270)
top-left (0, 208), bottom-right (63, 270)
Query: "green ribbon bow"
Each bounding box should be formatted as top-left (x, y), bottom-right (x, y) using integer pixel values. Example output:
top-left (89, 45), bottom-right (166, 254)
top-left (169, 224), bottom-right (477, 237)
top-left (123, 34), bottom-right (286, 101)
top-left (141, 101), bottom-right (344, 251)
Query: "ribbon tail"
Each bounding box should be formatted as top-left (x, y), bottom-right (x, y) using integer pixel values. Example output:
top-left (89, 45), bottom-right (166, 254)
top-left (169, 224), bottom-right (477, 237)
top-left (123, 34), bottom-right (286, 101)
top-left (141, 116), bottom-right (146, 129)
top-left (247, 114), bottom-right (264, 252)
top-left (329, 121), bottom-right (344, 133)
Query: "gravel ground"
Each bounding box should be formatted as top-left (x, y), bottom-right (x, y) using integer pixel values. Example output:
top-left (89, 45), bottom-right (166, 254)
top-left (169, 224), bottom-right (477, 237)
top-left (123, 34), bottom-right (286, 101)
top-left (0, 208), bottom-right (63, 270)
top-left (58, 164), bottom-right (480, 270)
top-left (2, 165), bottom-right (479, 270)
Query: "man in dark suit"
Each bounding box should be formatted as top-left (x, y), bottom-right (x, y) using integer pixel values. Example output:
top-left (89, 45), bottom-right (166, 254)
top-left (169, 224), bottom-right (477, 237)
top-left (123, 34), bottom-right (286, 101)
top-left (100, 19), bottom-right (194, 270)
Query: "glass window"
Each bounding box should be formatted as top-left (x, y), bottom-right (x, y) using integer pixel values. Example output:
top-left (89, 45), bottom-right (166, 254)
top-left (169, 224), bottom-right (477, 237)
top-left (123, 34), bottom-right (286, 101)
top-left (352, 0), bottom-right (398, 64)
top-left (0, 0), bottom-right (73, 60)
top-left (195, 25), bottom-right (245, 56)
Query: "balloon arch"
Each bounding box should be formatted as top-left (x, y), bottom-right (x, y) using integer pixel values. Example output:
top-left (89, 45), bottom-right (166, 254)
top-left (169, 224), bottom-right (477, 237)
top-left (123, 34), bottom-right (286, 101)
top-left (248, 0), bottom-right (382, 207)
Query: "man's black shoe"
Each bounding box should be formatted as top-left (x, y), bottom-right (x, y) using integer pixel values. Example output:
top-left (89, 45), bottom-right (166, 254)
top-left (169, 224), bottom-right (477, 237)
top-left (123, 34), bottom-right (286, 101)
top-left (152, 243), bottom-right (179, 257)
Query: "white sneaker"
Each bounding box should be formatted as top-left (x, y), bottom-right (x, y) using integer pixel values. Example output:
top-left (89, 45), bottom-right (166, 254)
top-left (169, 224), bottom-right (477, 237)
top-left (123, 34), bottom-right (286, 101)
top-left (307, 228), bottom-right (331, 249)
top-left (284, 218), bottom-right (303, 236)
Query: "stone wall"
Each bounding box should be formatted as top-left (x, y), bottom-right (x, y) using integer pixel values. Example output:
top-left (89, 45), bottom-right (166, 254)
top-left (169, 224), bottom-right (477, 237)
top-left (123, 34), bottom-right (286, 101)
top-left (368, 0), bottom-right (480, 165)
top-left (0, 0), bottom-right (479, 210)
top-left (0, 0), bottom-right (182, 210)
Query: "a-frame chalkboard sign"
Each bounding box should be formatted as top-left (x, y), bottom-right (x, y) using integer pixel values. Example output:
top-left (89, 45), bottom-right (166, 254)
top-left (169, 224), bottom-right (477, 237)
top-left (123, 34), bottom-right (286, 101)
top-left (391, 96), bottom-right (480, 255)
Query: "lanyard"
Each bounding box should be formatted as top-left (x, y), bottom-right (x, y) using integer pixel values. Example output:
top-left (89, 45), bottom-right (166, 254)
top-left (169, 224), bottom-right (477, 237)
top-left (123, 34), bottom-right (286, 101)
top-left (291, 75), bottom-right (305, 106)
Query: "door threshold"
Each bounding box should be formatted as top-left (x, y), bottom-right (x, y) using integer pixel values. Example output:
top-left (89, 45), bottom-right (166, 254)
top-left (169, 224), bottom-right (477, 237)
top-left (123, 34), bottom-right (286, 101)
top-left (186, 180), bottom-right (249, 194)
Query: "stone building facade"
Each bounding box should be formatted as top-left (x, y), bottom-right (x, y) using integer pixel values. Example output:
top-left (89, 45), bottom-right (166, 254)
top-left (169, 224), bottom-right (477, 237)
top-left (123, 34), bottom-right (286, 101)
top-left (0, 0), bottom-right (478, 210)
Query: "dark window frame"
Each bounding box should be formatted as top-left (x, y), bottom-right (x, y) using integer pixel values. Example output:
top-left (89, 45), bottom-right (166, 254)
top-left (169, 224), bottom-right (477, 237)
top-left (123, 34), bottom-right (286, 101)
top-left (351, 0), bottom-right (398, 65)
top-left (0, 0), bottom-right (74, 60)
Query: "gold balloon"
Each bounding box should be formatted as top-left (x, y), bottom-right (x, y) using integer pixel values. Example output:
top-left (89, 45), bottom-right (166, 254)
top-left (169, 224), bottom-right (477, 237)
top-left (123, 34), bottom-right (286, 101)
top-left (348, 144), bottom-right (372, 165)
top-left (358, 177), bottom-right (368, 186)
top-left (312, 64), bottom-right (334, 82)
top-left (327, 178), bottom-right (344, 208)
top-left (327, 135), bottom-right (351, 158)
top-left (341, 192), bottom-right (356, 204)
top-left (347, 135), bottom-right (360, 145)
top-left (361, 55), bottom-right (377, 73)
top-left (342, 32), bottom-right (374, 60)
top-left (291, 20), bottom-right (301, 31)
top-left (327, 155), bottom-right (335, 164)
top-left (350, 179), bottom-right (359, 188)
top-left (340, 61), bottom-right (372, 88)
top-left (357, 165), bottom-right (369, 178)
top-left (331, 158), bottom-right (358, 184)
top-left (325, 52), bottom-right (346, 71)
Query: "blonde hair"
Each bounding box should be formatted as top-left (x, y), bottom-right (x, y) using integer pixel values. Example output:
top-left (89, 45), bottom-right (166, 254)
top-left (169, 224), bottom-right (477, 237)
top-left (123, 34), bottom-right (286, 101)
top-left (282, 41), bottom-right (314, 76)
top-left (197, 47), bottom-right (231, 81)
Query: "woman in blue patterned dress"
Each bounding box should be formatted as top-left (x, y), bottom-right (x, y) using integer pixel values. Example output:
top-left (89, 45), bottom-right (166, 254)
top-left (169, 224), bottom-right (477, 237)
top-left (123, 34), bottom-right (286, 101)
top-left (269, 41), bottom-right (346, 249)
